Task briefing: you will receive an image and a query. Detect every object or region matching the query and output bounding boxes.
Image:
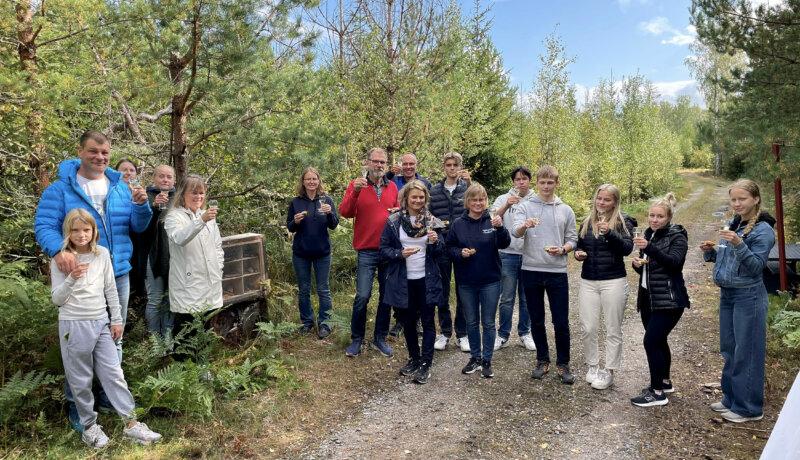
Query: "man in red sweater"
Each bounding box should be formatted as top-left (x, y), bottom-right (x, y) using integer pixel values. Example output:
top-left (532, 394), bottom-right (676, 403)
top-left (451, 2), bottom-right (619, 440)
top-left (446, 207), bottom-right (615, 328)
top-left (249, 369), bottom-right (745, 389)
top-left (340, 147), bottom-right (399, 357)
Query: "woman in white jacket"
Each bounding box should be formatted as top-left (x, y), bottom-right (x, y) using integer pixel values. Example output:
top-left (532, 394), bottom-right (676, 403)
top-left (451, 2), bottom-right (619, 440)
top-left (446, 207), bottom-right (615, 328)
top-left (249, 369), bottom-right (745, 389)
top-left (164, 174), bottom-right (224, 340)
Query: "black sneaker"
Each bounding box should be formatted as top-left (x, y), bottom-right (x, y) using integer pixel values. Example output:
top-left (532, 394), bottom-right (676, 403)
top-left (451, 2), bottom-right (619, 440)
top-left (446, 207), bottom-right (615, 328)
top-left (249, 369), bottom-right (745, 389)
top-left (399, 359), bottom-right (421, 376)
top-left (631, 388), bottom-right (668, 407)
top-left (388, 322), bottom-right (403, 338)
top-left (461, 357), bottom-right (482, 374)
top-left (481, 360), bottom-right (494, 378)
top-left (557, 365), bottom-right (575, 385)
top-left (413, 362), bottom-right (431, 384)
top-left (298, 323), bottom-right (314, 334)
top-left (317, 324), bottom-right (332, 339)
top-left (531, 361), bottom-right (550, 379)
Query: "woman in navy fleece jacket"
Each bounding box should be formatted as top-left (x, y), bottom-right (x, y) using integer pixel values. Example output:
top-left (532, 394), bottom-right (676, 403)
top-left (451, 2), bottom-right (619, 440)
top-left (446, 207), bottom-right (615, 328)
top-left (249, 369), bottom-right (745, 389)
top-left (286, 167), bottom-right (339, 338)
top-left (446, 183), bottom-right (511, 378)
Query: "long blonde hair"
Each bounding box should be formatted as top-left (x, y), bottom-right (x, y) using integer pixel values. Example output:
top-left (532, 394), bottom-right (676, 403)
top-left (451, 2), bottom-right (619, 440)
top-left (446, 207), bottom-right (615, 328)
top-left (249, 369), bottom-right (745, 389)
top-left (580, 183), bottom-right (629, 238)
top-left (729, 179), bottom-right (762, 236)
top-left (61, 209), bottom-right (100, 255)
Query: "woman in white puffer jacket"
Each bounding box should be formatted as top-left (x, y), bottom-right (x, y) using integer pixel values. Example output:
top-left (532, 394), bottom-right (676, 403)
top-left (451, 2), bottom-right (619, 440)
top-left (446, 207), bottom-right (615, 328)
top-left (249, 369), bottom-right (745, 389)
top-left (164, 174), bottom-right (224, 339)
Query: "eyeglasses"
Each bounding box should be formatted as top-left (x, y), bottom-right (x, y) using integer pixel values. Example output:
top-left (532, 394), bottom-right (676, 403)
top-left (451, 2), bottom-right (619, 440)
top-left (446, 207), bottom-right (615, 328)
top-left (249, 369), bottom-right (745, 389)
top-left (370, 159), bottom-right (387, 165)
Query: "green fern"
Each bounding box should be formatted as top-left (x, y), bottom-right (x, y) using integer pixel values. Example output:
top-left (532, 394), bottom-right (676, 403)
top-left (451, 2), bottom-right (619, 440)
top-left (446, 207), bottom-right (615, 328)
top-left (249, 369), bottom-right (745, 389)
top-left (772, 310), bottom-right (800, 349)
top-left (0, 370), bottom-right (57, 425)
top-left (134, 361), bottom-right (214, 418)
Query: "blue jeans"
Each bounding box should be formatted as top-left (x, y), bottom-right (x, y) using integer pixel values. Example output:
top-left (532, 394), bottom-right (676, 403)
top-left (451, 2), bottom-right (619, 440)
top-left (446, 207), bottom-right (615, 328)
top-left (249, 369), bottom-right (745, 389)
top-left (459, 281), bottom-right (502, 362)
top-left (292, 253), bottom-right (333, 328)
top-left (720, 284), bottom-right (768, 417)
top-left (145, 260), bottom-right (174, 337)
top-left (351, 250), bottom-right (391, 341)
top-left (437, 256), bottom-right (467, 338)
top-left (497, 253), bottom-right (530, 339)
top-left (522, 270), bottom-right (570, 366)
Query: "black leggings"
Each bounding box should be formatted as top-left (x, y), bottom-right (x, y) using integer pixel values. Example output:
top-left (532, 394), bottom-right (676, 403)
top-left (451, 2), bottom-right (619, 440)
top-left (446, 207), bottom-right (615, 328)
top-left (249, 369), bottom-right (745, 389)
top-left (397, 278), bottom-right (436, 364)
top-left (639, 288), bottom-right (684, 391)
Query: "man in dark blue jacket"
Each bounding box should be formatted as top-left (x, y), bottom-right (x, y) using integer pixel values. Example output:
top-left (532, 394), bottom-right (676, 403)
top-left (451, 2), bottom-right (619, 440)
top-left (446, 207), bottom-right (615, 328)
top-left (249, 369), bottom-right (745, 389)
top-left (428, 152), bottom-right (471, 352)
top-left (386, 153), bottom-right (433, 190)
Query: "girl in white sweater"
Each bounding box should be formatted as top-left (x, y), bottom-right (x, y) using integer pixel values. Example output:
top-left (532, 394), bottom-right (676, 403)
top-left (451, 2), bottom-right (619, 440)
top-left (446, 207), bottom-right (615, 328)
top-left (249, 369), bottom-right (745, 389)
top-left (51, 209), bottom-right (161, 448)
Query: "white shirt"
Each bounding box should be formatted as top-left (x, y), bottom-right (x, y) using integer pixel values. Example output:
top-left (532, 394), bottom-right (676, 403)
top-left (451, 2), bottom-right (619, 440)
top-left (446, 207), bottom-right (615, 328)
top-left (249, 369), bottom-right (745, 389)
top-left (400, 218), bottom-right (427, 279)
top-left (444, 182), bottom-right (457, 194)
top-left (50, 246), bottom-right (122, 324)
top-left (76, 174), bottom-right (109, 224)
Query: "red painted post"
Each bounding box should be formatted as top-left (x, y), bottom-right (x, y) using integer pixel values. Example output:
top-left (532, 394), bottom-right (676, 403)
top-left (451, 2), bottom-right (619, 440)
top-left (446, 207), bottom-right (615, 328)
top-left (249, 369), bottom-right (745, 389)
top-left (772, 142), bottom-right (788, 291)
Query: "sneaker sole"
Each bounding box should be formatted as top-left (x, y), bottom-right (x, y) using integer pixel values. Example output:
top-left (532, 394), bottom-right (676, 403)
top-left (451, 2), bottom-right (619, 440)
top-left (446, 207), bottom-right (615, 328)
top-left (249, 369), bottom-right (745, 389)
top-left (413, 373), bottom-right (431, 384)
top-left (481, 372), bottom-right (494, 378)
top-left (711, 404), bottom-right (729, 413)
top-left (125, 436), bottom-right (156, 446)
top-left (662, 387), bottom-right (675, 394)
top-left (631, 398), bottom-right (669, 407)
top-left (462, 366), bottom-right (482, 375)
top-left (591, 382), bottom-right (612, 390)
top-left (721, 412), bottom-right (763, 423)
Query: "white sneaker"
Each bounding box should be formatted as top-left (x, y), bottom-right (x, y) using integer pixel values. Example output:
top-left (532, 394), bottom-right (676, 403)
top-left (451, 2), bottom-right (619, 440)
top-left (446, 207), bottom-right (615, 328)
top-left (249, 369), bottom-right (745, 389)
top-left (457, 336), bottom-right (470, 352)
top-left (585, 365), bottom-right (599, 384)
top-left (519, 333), bottom-right (536, 351)
top-left (434, 334), bottom-right (449, 351)
top-left (82, 423), bottom-right (110, 449)
top-left (123, 421), bottom-right (162, 445)
top-left (591, 369), bottom-right (614, 390)
top-left (493, 336), bottom-right (509, 351)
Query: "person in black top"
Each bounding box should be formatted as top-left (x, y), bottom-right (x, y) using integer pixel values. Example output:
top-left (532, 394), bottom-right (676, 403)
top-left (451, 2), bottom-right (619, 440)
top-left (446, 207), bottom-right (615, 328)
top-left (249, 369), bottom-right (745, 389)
top-left (286, 167), bottom-right (340, 338)
top-left (142, 164), bottom-right (176, 337)
top-left (429, 151), bottom-right (472, 352)
top-left (446, 183), bottom-right (510, 378)
top-left (380, 180), bottom-right (444, 384)
top-left (575, 184), bottom-right (635, 390)
top-left (629, 192), bottom-right (689, 407)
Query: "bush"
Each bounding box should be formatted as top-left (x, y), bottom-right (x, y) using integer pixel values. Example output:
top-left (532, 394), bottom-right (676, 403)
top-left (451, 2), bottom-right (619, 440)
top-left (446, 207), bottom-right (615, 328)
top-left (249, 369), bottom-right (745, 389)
top-left (134, 361), bottom-right (215, 418)
top-left (769, 293), bottom-right (800, 350)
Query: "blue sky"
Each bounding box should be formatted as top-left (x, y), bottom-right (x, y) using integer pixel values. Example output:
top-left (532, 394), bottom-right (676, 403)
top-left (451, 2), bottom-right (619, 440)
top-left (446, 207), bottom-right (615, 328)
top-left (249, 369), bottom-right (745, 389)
top-left (462, 0), bottom-right (701, 105)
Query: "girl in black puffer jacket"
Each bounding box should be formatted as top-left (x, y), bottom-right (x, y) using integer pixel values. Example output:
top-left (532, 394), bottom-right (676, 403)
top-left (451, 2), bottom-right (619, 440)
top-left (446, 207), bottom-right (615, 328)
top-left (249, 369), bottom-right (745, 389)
top-left (575, 184), bottom-right (635, 391)
top-left (630, 192), bottom-right (689, 408)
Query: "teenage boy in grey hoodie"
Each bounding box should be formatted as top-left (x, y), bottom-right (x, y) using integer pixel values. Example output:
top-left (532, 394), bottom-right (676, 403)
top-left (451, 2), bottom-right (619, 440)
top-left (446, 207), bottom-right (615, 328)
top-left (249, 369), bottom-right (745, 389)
top-left (513, 165), bottom-right (578, 384)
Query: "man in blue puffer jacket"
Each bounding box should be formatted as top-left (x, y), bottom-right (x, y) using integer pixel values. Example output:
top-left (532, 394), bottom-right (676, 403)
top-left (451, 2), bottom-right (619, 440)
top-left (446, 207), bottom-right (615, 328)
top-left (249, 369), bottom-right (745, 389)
top-left (34, 130), bottom-right (152, 432)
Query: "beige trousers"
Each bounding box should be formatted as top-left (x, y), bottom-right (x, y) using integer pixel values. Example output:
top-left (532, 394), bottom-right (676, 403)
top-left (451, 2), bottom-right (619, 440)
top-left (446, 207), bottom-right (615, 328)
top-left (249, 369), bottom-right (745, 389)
top-left (578, 277), bottom-right (629, 370)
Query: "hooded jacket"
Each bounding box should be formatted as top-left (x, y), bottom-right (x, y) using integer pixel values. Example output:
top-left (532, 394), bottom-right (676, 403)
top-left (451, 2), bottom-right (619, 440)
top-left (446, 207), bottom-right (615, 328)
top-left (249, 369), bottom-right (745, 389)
top-left (446, 210), bottom-right (511, 286)
top-left (165, 207), bottom-right (224, 314)
top-left (493, 188), bottom-right (537, 254)
top-left (379, 212), bottom-right (444, 308)
top-left (633, 223), bottom-right (690, 310)
top-left (34, 159), bottom-right (153, 277)
top-left (130, 186), bottom-right (176, 279)
top-left (286, 194), bottom-right (340, 259)
top-left (704, 212), bottom-right (776, 289)
top-left (513, 194), bottom-right (578, 273)
top-left (577, 214), bottom-right (637, 280)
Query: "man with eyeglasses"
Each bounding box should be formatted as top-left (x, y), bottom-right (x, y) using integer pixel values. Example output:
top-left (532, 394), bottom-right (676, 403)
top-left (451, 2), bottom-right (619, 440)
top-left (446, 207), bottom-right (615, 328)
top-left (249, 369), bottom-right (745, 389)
top-left (340, 147), bottom-right (399, 357)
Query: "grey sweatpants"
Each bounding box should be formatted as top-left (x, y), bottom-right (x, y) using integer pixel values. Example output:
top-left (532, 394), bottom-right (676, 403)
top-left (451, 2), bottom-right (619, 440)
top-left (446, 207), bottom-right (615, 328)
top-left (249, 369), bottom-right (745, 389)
top-left (59, 319), bottom-right (135, 428)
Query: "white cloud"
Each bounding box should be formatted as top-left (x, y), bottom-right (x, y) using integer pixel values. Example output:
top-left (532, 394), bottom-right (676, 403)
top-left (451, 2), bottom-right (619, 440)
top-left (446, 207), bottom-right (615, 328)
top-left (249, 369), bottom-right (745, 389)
top-left (639, 17), bottom-right (696, 46)
top-left (639, 17), bottom-right (671, 35)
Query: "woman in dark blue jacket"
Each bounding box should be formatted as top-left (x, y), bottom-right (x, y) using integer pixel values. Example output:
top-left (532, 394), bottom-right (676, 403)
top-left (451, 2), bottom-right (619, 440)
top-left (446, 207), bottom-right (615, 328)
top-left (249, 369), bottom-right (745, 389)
top-left (380, 180), bottom-right (444, 384)
top-left (286, 167), bottom-right (339, 338)
top-left (446, 183), bottom-right (511, 378)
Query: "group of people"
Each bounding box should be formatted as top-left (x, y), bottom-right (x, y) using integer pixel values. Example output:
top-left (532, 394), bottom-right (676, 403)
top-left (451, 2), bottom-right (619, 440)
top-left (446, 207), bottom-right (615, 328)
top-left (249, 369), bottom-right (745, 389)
top-left (34, 131), bottom-right (775, 451)
top-left (35, 131), bottom-right (229, 448)
top-left (287, 146), bottom-right (776, 424)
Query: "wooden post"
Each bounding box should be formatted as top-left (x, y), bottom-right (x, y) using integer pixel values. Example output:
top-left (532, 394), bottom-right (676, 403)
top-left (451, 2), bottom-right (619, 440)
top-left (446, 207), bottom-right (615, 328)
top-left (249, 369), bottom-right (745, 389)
top-left (772, 142), bottom-right (788, 291)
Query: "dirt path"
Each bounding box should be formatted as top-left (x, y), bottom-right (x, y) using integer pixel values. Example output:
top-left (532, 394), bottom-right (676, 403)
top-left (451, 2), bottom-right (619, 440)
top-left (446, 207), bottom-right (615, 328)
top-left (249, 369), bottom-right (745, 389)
top-left (293, 173), bottom-right (778, 459)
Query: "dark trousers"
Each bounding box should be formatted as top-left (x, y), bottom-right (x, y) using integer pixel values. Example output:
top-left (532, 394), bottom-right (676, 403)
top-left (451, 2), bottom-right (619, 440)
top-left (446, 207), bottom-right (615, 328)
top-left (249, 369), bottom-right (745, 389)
top-left (437, 256), bottom-right (467, 338)
top-left (639, 288), bottom-right (684, 391)
top-left (522, 270), bottom-right (570, 366)
top-left (398, 278), bottom-right (436, 364)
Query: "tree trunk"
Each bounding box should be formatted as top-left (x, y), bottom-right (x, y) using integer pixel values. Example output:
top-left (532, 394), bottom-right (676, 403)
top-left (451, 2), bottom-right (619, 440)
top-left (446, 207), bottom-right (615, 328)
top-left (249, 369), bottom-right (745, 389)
top-left (16, 0), bottom-right (49, 195)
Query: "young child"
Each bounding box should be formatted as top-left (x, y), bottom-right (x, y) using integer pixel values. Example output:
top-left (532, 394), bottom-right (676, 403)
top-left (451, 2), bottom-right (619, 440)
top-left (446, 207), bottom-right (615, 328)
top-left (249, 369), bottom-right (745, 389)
top-left (51, 209), bottom-right (162, 448)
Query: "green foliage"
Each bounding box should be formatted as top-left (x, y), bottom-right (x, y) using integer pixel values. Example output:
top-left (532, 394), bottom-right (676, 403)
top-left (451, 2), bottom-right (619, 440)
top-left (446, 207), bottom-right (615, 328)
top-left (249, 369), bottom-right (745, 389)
top-left (769, 293), bottom-right (800, 350)
top-left (172, 314), bottom-right (223, 364)
top-left (134, 361), bottom-right (215, 418)
top-left (0, 370), bottom-right (58, 427)
top-left (0, 261), bottom-right (59, 381)
top-left (213, 357), bottom-right (291, 398)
